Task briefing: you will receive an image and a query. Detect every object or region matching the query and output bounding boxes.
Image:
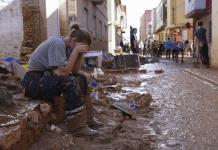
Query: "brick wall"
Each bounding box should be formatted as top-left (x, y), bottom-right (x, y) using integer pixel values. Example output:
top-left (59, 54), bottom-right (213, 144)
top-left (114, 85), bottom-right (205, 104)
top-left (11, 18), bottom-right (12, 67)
top-left (21, 0), bottom-right (47, 49)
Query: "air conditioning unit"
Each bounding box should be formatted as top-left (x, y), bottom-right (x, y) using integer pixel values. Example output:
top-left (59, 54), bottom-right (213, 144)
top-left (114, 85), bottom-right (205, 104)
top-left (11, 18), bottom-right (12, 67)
top-left (91, 0), bottom-right (104, 5)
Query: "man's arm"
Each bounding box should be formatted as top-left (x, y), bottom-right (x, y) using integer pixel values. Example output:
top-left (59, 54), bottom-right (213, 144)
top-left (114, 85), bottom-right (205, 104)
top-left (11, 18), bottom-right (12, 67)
top-left (55, 43), bottom-right (89, 76)
top-left (71, 53), bottom-right (84, 73)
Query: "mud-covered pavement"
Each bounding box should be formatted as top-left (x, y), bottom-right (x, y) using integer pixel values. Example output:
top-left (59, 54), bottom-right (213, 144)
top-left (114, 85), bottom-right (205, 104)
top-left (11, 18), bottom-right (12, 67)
top-left (30, 59), bottom-right (218, 150)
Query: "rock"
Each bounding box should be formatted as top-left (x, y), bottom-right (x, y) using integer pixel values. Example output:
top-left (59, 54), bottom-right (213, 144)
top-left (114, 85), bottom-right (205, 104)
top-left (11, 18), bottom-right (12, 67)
top-left (1, 80), bottom-right (18, 90)
top-left (28, 110), bottom-right (41, 128)
top-left (136, 93), bottom-right (153, 108)
top-left (139, 69), bottom-right (147, 74)
top-left (0, 65), bottom-right (9, 74)
top-left (39, 103), bottom-right (51, 117)
top-left (50, 124), bottom-right (62, 134)
top-left (0, 125), bottom-right (21, 150)
top-left (154, 69), bottom-right (164, 74)
top-left (0, 88), bottom-right (14, 106)
top-left (20, 47), bottom-right (33, 56)
top-left (11, 61), bottom-right (26, 79)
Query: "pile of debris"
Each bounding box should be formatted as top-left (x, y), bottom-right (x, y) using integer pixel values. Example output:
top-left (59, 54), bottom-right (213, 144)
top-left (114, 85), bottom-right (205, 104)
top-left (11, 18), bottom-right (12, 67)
top-left (20, 47), bottom-right (33, 64)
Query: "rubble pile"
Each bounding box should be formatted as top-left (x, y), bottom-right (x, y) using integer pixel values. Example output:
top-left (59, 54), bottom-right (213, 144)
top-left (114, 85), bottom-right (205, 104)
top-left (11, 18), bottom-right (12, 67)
top-left (20, 47), bottom-right (33, 64)
top-left (0, 69), bottom-right (67, 149)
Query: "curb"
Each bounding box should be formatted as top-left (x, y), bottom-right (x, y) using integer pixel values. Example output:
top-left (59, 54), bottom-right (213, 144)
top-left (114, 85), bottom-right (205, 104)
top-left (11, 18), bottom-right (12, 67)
top-left (183, 69), bottom-right (218, 87)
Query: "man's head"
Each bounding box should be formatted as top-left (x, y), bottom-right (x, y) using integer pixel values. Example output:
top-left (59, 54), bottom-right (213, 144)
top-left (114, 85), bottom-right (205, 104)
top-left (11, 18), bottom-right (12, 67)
top-left (68, 24), bottom-right (91, 49)
top-left (198, 21), bottom-right (203, 27)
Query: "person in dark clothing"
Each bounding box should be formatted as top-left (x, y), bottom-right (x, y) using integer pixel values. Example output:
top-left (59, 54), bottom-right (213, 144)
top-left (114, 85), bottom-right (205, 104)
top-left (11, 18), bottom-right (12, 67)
top-left (195, 21), bottom-right (209, 66)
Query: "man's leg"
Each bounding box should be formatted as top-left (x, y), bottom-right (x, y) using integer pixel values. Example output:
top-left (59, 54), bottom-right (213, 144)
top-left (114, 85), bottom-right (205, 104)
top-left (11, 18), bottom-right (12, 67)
top-left (181, 49), bottom-right (184, 63)
top-left (83, 96), bottom-right (103, 127)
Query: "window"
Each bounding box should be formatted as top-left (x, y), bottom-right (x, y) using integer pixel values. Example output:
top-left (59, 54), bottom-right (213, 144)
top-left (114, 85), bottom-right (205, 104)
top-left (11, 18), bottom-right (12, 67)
top-left (99, 21), bottom-right (102, 40)
top-left (209, 20), bottom-right (212, 43)
top-left (104, 25), bottom-right (108, 41)
top-left (84, 7), bottom-right (88, 30)
top-left (93, 16), bottom-right (97, 38)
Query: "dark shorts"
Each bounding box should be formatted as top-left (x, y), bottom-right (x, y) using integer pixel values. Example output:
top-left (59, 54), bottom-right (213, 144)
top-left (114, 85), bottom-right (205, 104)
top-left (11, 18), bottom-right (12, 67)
top-left (21, 71), bottom-right (88, 111)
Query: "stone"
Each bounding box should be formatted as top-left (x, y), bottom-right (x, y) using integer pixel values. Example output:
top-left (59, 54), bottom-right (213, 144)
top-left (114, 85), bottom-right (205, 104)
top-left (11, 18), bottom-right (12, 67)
top-left (0, 88), bottom-right (14, 106)
top-left (0, 65), bottom-right (9, 74)
top-left (154, 69), bottom-right (164, 74)
top-left (137, 93), bottom-right (153, 108)
top-left (20, 47), bottom-right (33, 56)
top-left (39, 103), bottom-right (51, 117)
top-left (0, 125), bottom-right (21, 150)
top-left (50, 124), bottom-right (62, 134)
top-left (28, 110), bottom-right (40, 128)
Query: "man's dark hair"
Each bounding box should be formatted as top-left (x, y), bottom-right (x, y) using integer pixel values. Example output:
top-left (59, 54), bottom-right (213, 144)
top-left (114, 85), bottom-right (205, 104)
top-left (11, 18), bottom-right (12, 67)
top-left (198, 21), bottom-right (203, 26)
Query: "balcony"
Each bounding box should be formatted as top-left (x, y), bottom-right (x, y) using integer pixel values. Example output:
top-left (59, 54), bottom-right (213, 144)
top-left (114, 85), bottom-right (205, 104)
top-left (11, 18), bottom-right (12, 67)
top-left (185, 0), bottom-right (206, 18)
top-left (91, 0), bottom-right (104, 5)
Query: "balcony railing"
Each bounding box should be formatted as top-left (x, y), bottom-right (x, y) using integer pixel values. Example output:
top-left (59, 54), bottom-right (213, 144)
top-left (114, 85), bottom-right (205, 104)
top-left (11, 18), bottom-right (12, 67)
top-left (185, 0), bottom-right (206, 18)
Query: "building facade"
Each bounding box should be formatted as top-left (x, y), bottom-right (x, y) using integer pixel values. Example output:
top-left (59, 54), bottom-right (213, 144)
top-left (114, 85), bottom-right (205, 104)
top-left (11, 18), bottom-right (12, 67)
top-left (0, 0), bottom-right (108, 62)
top-left (107, 0), bottom-right (127, 54)
top-left (155, 0), bottom-right (167, 42)
top-left (151, 8), bottom-right (157, 40)
top-left (212, 0), bottom-right (218, 68)
top-left (59, 0), bottom-right (108, 51)
top-left (140, 10), bottom-right (152, 42)
top-left (185, 0), bottom-right (212, 61)
top-left (167, 0), bottom-right (193, 41)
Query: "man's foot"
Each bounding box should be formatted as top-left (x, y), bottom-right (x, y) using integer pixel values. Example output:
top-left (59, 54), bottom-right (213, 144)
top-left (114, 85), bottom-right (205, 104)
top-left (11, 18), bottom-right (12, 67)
top-left (73, 126), bottom-right (98, 137)
top-left (88, 117), bottom-right (103, 128)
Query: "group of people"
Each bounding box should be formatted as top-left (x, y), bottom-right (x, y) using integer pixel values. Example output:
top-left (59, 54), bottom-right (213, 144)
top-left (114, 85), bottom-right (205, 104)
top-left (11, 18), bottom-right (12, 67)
top-left (164, 38), bottom-right (187, 63)
top-left (21, 24), bottom-right (103, 136)
top-left (143, 40), bottom-right (165, 58)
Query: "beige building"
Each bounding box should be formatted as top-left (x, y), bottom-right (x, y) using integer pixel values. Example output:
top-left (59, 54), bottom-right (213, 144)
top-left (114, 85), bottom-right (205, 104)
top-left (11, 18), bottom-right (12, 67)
top-left (107, 0), bottom-right (127, 54)
top-left (59, 0), bottom-right (108, 51)
top-left (211, 0), bottom-right (218, 68)
top-left (167, 0), bottom-right (193, 41)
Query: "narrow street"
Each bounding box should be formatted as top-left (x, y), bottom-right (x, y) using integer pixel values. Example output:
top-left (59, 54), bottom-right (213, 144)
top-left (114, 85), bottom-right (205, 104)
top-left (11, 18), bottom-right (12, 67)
top-left (29, 59), bottom-right (218, 150)
top-left (0, 0), bottom-right (217, 149)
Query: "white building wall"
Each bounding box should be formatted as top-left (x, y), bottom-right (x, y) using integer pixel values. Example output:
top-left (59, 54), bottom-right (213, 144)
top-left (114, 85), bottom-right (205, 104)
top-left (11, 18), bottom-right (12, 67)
top-left (0, 0), bottom-right (23, 60)
top-left (108, 0), bottom-right (116, 53)
top-left (46, 0), bottom-right (60, 37)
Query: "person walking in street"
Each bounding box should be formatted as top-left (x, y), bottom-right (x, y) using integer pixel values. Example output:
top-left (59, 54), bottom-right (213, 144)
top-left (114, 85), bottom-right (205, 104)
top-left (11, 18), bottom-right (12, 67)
top-left (151, 40), bottom-right (158, 58)
top-left (194, 21), bottom-right (210, 67)
top-left (21, 24), bottom-right (102, 136)
top-left (172, 39), bottom-right (177, 60)
top-left (165, 38), bottom-right (172, 59)
top-left (178, 40), bottom-right (185, 63)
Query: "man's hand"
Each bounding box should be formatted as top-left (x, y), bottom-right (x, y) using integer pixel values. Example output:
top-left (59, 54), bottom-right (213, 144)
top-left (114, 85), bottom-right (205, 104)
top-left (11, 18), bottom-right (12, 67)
top-left (75, 43), bottom-right (90, 53)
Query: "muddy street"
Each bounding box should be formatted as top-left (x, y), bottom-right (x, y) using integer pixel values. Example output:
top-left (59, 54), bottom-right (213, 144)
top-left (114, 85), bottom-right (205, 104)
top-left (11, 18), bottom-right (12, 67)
top-left (29, 59), bottom-right (218, 150)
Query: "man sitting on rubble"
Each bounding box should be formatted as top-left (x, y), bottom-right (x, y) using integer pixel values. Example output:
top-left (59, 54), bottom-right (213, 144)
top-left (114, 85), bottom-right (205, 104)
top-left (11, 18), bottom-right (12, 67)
top-left (21, 24), bottom-right (103, 136)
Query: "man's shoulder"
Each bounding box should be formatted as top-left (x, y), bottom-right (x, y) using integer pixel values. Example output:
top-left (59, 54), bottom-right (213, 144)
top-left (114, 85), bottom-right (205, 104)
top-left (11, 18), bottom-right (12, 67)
top-left (47, 36), bottom-right (65, 45)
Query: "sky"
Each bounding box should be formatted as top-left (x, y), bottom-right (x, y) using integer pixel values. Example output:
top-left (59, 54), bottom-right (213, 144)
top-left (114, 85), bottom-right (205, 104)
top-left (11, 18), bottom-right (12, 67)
top-left (122, 0), bottom-right (161, 41)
